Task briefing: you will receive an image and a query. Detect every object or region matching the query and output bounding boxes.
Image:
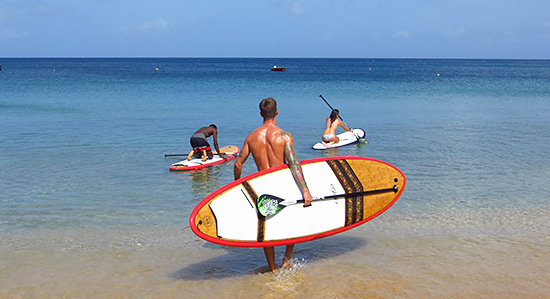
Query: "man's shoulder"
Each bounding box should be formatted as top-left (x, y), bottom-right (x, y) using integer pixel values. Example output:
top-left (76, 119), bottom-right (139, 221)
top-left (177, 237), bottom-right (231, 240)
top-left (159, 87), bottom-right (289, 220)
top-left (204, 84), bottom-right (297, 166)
top-left (243, 127), bottom-right (260, 143)
top-left (202, 126), bottom-right (216, 135)
top-left (277, 128), bottom-right (292, 140)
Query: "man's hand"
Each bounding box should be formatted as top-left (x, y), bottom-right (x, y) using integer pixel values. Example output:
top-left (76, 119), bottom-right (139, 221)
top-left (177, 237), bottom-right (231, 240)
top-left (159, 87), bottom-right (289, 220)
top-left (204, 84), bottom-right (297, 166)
top-left (303, 190), bottom-right (313, 207)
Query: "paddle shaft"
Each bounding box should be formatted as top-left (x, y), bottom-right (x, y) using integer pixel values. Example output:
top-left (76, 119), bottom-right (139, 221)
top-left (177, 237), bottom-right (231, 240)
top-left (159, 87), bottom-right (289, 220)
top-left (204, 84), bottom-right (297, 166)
top-left (292, 185), bottom-right (398, 205)
top-left (165, 154), bottom-right (188, 157)
top-left (319, 94), bottom-right (365, 142)
top-left (258, 185), bottom-right (398, 217)
top-left (165, 151), bottom-right (223, 157)
top-left (319, 94), bottom-right (352, 129)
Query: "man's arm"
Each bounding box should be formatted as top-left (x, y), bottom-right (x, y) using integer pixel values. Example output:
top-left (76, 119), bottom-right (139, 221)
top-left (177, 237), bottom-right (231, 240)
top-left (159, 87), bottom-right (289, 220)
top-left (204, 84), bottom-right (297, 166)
top-left (212, 128), bottom-right (222, 155)
top-left (234, 139), bottom-right (250, 180)
top-left (282, 132), bottom-right (313, 206)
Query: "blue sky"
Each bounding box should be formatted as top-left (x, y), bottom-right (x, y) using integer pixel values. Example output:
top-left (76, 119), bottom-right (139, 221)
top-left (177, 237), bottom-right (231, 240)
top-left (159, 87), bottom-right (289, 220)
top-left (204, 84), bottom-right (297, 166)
top-left (1, 0), bottom-right (549, 58)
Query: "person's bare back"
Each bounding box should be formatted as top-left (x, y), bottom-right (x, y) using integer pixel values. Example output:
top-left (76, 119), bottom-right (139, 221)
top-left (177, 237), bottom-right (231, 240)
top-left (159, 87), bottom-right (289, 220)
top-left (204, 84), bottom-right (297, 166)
top-left (246, 123), bottom-right (287, 170)
top-left (322, 109), bottom-right (352, 144)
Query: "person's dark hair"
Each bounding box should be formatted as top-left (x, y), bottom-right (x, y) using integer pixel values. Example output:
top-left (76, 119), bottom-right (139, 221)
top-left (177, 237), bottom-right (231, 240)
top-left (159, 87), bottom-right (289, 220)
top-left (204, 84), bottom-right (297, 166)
top-left (259, 97), bottom-right (277, 119)
top-left (329, 109), bottom-right (339, 123)
top-left (209, 124), bottom-right (217, 130)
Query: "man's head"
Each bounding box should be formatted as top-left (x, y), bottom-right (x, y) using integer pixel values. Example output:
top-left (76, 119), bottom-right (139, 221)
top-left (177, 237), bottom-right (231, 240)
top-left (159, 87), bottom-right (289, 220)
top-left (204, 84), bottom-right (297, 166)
top-left (209, 124), bottom-right (217, 130)
top-left (259, 97), bottom-right (278, 119)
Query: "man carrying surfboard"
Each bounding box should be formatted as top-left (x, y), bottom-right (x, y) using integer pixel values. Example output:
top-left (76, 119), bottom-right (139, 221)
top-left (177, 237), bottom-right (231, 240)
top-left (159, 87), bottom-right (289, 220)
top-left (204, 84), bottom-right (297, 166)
top-left (234, 97), bottom-right (313, 273)
top-left (187, 124), bottom-right (226, 162)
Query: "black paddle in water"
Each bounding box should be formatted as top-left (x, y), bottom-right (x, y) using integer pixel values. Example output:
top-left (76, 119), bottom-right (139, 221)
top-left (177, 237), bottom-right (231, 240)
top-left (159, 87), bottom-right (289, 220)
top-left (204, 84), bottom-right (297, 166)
top-left (165, 154), bottom-right (188, 157)
top-left (319, 94), bottom-right (366, 143)
top-left (257, 185), bottom-right (398, 217)
top-left (165, 151), bottom-right (229, 157)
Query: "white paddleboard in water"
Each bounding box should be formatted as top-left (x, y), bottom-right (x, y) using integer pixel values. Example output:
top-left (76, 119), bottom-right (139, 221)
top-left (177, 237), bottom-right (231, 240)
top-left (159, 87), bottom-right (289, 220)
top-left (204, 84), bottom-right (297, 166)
top-left (312, 128), bottom-right (366, 150)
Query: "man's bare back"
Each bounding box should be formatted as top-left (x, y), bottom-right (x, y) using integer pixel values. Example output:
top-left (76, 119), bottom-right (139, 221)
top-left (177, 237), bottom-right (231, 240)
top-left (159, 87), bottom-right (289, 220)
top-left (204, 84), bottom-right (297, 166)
top-left (193, 126), bottom-right (215, 138)
top-left (237, 122), bottom-right (287, 173)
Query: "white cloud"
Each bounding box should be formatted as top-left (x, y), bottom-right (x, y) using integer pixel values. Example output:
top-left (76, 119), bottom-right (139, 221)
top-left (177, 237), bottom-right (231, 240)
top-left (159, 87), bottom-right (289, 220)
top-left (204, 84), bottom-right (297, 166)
top-left (443, 27), bottom-right (466, 39)
top-left (139, 18), bottom-right (172, 32)
top-left (394, 30), bottom-right (410, 39)
top-left (322, 32), bottom-right (333, 43)
top-left (541, 22), bottom-right (550, 40)
top-left (119, 18), bottom-right (173, 34)
top-left (503, 30), bottom-right (518, 42)
top-left (0, 9), bottom-right (29, 39)
top-left (0, 27), bottom-right (29, 38)
top-left (290, 2), bottom-right (306, 15)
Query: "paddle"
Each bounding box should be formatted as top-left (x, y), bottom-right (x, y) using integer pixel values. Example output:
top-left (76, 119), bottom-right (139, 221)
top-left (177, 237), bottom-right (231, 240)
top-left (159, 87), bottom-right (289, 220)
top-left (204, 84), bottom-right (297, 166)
top-left (165, 154), bottom-right (188, 157)
top-left (319, 94), bottom-right (366, 143)
top-left (257, 185), bottom-right (398, 217)
top-left (165, 151), bottom-right (227, 157)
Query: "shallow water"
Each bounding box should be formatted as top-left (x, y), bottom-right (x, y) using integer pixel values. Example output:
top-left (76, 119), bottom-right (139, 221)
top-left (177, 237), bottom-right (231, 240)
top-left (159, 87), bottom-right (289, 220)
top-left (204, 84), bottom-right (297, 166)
top-left (1, 58), bottom-right (549, 297)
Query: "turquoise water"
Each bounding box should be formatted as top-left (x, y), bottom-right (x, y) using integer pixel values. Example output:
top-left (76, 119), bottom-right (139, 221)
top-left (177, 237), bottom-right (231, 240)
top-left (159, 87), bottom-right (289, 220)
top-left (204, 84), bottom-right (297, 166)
top-left (1, 58), bottom-right (549, 297)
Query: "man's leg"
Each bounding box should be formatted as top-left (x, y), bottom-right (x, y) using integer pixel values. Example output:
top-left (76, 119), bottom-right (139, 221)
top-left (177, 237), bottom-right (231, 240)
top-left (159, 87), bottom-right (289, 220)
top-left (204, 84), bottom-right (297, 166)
top-left (282, 244), bottom-right (294, 269)
top-left (263, 247), bottom-right (277, 272)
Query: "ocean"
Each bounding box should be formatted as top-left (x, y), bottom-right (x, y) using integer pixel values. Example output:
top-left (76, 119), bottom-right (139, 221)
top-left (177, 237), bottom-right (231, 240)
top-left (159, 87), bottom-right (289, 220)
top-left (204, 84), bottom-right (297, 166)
top-left (1, 58), bottom-right (549, 298)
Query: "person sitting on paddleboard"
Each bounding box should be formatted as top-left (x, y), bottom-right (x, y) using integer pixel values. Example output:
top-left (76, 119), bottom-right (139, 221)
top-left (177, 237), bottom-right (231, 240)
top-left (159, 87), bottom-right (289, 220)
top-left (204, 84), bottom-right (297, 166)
top-left (322, 109), bottom-right (353, 144)
top-left (234, 97), bottom-right (313, 273)
top-left (187, 124), bottom-right (226, 162)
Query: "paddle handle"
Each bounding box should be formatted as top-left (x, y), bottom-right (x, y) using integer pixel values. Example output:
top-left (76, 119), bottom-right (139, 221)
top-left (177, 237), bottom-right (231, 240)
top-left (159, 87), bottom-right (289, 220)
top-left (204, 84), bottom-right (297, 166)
top-left (293, 185), bottom-right (398, 204)
top-left (319, 94), bottom-right (336, 111)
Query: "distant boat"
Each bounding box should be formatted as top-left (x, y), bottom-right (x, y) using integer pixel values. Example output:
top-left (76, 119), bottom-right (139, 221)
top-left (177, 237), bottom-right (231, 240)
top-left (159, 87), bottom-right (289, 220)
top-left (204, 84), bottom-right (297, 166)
top-left (271, 65), bottom-right (286, 72)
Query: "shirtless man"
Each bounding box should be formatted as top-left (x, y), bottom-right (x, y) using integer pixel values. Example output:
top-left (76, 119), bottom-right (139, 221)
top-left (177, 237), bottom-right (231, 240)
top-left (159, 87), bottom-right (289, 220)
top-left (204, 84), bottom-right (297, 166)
top-left (322, 109), bottom-right (353, 144)
top-left (187, 124), bottom-right (225, 162)
top-left (234, 97), bottom-right (313, 273)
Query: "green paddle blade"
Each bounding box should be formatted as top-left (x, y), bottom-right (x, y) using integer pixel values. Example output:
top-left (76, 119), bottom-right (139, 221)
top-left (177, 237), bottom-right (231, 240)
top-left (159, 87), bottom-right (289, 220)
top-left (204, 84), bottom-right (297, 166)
top-left (257, 194), bottom-right (285, 217)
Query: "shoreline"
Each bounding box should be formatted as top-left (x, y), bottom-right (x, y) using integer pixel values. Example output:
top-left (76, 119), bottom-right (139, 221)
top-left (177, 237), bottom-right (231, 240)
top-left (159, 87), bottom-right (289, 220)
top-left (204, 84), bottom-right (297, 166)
top-left (1, 204), bottom-right (549, 297)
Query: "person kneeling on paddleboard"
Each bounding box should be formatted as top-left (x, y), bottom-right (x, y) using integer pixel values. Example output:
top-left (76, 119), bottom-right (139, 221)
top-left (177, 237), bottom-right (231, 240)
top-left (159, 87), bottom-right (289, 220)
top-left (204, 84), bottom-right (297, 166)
top-left (322, 109), bottom-right (353, 144)
top-left (234, 97), bottom-right (313, 273)
top-left (187, 124), bottom-right (226, 162)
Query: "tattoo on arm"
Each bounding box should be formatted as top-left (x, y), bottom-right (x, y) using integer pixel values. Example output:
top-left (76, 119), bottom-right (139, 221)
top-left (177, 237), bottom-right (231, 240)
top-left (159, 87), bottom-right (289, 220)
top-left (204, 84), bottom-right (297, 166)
top-left (283, 133), bottom-right (309, 193)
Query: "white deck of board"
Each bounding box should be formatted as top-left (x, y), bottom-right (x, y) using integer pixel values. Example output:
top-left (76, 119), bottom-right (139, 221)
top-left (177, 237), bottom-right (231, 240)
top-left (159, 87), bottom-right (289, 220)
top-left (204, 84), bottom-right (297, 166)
top-left (209, 161), bottom-right (348, 242)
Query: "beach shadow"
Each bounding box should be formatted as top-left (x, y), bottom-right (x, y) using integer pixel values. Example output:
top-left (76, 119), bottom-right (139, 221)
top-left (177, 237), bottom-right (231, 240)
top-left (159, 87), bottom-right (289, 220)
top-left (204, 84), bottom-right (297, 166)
top-left (171, 235), bottom-right (367, 281)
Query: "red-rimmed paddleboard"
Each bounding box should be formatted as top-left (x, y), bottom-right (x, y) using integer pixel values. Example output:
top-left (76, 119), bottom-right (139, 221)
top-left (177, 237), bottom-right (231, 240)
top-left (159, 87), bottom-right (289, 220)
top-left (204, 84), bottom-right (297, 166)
top-left (189, 156), bottom-right (406, 247)
top-left (169, 145), bottom-right (240, 171)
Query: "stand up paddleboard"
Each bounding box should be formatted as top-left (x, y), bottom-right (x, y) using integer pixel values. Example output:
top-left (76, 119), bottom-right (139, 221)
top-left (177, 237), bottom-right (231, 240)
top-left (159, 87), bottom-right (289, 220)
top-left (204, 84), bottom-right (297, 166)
top-left (312, 128), bottom-right (366, 150)
top-left (190, 156), bottom-right (405, 247)
top-left (169, 145), bottom-right (240, 171)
